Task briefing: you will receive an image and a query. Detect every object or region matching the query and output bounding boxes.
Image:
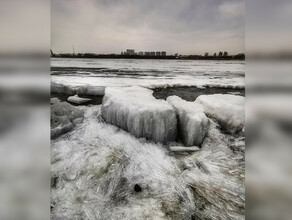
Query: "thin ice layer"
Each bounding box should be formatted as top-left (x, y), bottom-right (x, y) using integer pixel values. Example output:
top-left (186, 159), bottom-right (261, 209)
top-left (101, 86), bottom-right (177, 144)
top-left (195, 94), bottom-right (244, 134)
top-left (167, 96), bottom-right (209, 146)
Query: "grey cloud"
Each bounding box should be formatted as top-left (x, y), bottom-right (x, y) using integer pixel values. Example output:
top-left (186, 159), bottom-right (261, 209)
top-left (51, 0), bottom-right (244, 54)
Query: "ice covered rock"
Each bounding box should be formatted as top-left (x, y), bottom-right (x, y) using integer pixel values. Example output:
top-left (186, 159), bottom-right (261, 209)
top-left (101, 86), bottom-right (177, 143)
top-left (167, 96), bottom-right (209, 146)
top-left (51, 98), bottom-right (84, 139)
top-left (67, 94), bottom-right (91, 105)
top-left (195, 94), bottom-right (244, 134)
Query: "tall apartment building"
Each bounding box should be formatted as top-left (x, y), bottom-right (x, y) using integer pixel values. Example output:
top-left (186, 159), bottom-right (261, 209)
top-left (126, 49), bottom-right (135, 55)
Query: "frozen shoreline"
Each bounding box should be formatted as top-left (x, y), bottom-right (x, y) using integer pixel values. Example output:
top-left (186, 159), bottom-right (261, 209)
top-left (51, 77), bottom-right (244, 96)
top-left (51, 85), bottom-right (245, 107)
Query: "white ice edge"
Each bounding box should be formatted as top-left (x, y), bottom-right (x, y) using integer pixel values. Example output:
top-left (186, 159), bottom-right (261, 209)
top-left (51, 75), bottom-right (244, 96)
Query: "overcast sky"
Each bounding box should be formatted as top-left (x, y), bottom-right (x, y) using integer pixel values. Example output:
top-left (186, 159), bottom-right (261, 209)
top-left (51, 0), bottom-right (244, 55)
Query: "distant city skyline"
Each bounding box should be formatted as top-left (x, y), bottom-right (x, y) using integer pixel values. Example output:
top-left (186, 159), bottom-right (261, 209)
top-left (51, 48), bottom-right (241, 57)
top-left (51, 0), bottom-right (244, 55)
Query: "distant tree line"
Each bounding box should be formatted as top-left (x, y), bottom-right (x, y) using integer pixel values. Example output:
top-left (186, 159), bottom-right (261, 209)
top-left (50, 50), bottom-right (245, 60)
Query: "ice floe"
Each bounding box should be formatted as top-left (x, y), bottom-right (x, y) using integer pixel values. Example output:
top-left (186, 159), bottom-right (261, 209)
top-left (167, 96), bottom-right (209, 146)
top-left (195, 94), bottom-right (244, 134)
top-left (67, 94), bottom-right (91, 105)
top-left (101, 86), bottom-right (177, 144)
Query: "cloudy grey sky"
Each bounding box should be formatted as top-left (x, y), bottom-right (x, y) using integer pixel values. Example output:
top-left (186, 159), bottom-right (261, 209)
top-left (51, 0), bottom-right (244, 55)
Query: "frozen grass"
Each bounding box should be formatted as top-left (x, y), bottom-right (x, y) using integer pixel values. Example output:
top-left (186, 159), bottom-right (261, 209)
top-left (51, 105), bottom-right (244, 219)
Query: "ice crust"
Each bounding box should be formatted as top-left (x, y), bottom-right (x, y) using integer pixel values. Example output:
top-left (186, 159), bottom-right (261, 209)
top-left (195, 94), bottom-right (245, 134)
top-left (101, 86), bottom-right (177, 144)
top-left (167, 96), bottom-right (209, 146)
